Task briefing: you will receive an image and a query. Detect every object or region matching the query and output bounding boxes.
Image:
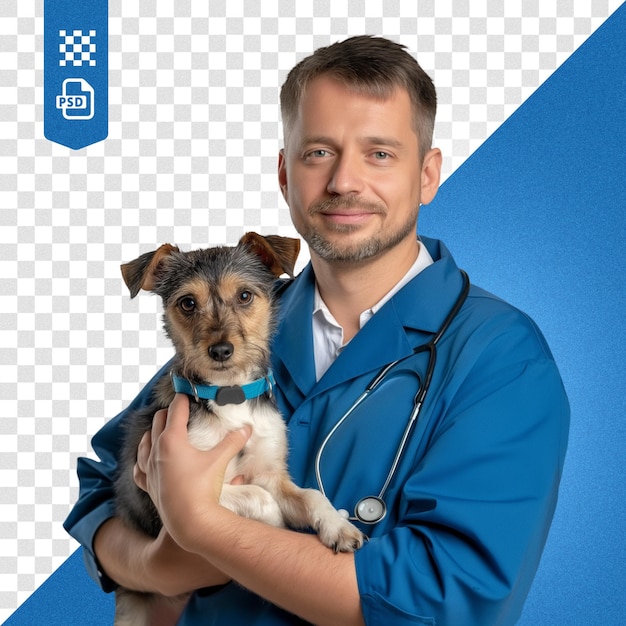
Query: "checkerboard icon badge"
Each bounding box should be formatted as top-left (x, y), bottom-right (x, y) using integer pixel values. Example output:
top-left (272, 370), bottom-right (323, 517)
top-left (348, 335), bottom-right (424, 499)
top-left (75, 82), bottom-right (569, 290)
top-left (44, 0), bottom-right (107, 149)
top-left (58, 29), bottom-right (97, 67)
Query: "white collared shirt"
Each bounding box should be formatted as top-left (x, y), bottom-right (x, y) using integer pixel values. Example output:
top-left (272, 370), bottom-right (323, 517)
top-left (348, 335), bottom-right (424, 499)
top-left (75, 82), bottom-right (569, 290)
top-left (312, 241), bottom-right (434, 380)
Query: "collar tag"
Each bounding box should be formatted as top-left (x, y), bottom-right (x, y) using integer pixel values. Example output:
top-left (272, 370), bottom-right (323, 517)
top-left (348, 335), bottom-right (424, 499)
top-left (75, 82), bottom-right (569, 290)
top-left (215, 386), bottom-right (246, 406)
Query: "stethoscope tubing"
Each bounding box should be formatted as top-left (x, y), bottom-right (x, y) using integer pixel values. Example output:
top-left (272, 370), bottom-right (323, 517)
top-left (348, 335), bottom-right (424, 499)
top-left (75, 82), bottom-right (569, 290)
top-left (315, 270), bottom-right (470, 525)
top-left (314, 388), bottom-right (370, 498)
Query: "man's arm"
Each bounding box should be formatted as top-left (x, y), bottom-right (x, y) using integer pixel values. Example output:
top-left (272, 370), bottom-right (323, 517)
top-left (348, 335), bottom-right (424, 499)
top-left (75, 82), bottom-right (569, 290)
top-left (64, 360), bottom-right (232, 597)
top-left (136, 395), bottom-right (365, 626)
top-left (93, 517), bottom-right (231, 596)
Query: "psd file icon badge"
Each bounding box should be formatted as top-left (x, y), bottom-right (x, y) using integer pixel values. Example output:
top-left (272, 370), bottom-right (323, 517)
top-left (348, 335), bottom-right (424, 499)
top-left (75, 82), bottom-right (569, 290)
top-left (44, 1), bottom-right (108, 150)
top-left (56, 78), bottom-right (95, 121)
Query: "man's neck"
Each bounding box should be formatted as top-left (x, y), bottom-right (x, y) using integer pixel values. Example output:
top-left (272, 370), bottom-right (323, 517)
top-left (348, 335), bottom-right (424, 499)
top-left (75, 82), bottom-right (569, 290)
top-left (311, 238), bottom-right (420, 343)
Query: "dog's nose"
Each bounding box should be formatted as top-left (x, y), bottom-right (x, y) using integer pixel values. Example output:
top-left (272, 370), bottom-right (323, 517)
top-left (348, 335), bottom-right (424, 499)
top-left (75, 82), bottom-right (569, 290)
top-left (208, 341), bottom-right (234, 362)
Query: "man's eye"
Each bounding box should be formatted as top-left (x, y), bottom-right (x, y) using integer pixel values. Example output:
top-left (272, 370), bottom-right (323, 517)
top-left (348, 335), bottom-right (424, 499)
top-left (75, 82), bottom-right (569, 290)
top-left (373, 151), bottom-right (390, 160)
top-left (306, 149), bottom-right (329, 158)
top-left (179, 296), bottom-right (196, 313)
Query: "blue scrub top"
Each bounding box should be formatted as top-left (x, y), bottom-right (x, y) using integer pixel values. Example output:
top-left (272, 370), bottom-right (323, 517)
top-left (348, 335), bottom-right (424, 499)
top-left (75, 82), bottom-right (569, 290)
top-left (64, 237), bottom-right (569, 625)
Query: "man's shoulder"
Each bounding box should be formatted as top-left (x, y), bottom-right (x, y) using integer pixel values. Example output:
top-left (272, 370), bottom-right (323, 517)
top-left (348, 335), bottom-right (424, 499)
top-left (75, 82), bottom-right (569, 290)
top-left (463, 283), bottom-right (555, 362)
top-left (273, 276), bottom-right (295, 298)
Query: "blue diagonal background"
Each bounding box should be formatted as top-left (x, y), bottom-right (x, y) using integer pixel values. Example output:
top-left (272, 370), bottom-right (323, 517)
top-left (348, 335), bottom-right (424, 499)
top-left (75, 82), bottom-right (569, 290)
top-left (5, 3), bottom-right (626, 624)
top-left (422, 4), bottom-right (626, 624)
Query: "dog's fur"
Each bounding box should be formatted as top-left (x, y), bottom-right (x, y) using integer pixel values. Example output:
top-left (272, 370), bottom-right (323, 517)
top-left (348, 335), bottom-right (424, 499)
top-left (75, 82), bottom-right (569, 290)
top-left (112, 233), bottom-right (364, 626)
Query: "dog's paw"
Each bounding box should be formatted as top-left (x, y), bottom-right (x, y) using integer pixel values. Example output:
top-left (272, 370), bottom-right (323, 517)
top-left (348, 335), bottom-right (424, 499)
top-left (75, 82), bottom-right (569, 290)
top-left (315, 513), bottom-right (365, 553)
top-left (220, 483), bottom-right (285, 528)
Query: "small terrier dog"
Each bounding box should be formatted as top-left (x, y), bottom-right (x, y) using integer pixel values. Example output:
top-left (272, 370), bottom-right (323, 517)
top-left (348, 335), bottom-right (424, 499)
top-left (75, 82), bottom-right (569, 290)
top-left (112, 232), bottom-right (364, 626)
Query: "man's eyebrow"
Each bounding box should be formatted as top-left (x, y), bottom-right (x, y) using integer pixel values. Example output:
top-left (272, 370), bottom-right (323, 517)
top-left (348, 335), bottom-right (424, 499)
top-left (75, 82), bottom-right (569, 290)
top-left (361, 136), bottom-right (405, 149)
top-left (297, 136), bottom-right (406, 149)
top-left (298, 136), bottom-right (335, 148)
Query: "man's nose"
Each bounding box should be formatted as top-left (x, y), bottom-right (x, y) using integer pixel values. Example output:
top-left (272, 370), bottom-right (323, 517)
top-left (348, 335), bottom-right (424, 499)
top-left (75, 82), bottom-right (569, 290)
top-left (326, 152), bottom-right (364, 196)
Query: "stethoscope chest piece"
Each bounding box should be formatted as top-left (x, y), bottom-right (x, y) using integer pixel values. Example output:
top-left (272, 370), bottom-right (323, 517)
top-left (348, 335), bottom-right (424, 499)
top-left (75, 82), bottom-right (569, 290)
top-left (338, 496), bottom-right (387, 524)
top-left (355, 496), bottom-right (387, 524)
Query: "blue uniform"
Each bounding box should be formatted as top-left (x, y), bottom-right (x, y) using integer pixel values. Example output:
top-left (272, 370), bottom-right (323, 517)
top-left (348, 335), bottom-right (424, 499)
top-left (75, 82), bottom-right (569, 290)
top-left (64, 237), bottom-right (569, 625)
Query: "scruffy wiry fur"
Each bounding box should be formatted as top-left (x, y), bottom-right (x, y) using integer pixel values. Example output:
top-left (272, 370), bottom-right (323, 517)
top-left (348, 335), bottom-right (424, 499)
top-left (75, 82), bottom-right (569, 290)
top-left (111, 233), bottom-right (364, 626)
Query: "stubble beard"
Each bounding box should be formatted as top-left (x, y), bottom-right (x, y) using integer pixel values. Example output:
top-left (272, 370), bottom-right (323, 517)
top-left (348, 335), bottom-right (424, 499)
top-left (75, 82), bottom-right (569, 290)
top-left (302, 197), bottom-right (419, 264)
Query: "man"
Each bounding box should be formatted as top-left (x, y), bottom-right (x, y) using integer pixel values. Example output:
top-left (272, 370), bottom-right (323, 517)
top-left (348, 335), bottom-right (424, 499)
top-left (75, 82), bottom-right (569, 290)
top-left (65, 36), bottom-right (569, 625)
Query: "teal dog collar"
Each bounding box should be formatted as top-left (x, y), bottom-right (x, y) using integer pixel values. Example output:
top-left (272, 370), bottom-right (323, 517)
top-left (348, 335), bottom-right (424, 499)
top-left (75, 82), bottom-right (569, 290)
top-left (171, 370), bottom-right (275, 406)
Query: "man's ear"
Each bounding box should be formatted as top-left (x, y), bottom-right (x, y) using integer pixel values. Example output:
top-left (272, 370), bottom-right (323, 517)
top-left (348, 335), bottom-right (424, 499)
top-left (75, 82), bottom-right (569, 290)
top-left (239, 232), bottom-right (300, 278)
top-left (420, 147), bottom-right (442, 206)
top-left (120, 243), bottom-right (179, 298)
top-left (278, 149), bottom-right (288, 203)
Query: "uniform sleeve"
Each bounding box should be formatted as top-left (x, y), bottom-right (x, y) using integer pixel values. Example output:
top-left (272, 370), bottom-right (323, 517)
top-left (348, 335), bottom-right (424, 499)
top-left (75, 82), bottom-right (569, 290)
top-left (354, 317), bottom-right (570, 625)
top-left (63, 361), bottom-right (172, 591)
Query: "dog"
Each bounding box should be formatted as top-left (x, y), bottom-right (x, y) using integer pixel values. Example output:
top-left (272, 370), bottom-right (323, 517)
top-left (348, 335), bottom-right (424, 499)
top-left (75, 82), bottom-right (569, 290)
top-left (112, 232), bottom-right (364, 626)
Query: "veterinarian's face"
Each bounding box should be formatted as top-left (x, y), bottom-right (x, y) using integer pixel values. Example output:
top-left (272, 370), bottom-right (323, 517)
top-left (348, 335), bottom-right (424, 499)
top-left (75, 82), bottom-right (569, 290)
top-left (278, 75), bottom-right (441, 264)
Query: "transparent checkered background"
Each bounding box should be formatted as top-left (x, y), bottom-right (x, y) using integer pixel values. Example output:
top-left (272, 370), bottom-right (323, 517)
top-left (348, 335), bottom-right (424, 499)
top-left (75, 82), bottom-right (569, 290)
top-left (0, 0), bottom-right (621, 620)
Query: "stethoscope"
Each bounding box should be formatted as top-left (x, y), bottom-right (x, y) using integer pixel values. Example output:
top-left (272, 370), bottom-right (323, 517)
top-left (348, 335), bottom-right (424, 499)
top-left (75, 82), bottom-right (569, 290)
top-left (314, 269), bottom-right (470, 525)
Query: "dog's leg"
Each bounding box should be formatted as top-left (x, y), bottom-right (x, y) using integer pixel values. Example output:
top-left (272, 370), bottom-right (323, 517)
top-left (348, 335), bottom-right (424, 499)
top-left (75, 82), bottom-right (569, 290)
top-left (220, 483), bottom-right (285, 528)
top-left (114, 589), bottom-right (152, 626)
top-left (255, 475), bottom-right (365, 552)
top-left (115, 589), bottom-right (188, 626)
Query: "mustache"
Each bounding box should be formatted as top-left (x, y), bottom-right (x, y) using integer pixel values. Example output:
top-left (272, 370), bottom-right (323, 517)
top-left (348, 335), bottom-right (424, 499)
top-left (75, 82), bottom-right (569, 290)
top-left (309, 196), bottom-right (386, 216)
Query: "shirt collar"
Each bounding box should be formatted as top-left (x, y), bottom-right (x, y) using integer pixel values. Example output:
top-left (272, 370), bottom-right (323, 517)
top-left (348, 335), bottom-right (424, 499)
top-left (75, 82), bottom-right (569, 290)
top-left (313, 240), bottom-right (433, 323)
top-left (312, 240), bottom-right (434, 379)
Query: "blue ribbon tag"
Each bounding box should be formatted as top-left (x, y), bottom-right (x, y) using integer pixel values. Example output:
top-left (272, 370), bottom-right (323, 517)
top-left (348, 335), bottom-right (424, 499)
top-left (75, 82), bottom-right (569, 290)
top-left (44, 0), bottom-right (108, 150)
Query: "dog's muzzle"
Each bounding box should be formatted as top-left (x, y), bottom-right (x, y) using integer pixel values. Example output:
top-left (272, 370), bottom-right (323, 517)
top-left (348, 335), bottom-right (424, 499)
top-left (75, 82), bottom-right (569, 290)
top-left (208, 341), bottom-right (234, 362)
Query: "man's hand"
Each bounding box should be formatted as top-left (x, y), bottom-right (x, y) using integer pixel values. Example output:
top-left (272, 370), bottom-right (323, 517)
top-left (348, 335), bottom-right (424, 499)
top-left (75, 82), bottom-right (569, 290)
top-left (134, 393), bottom-right (251, 549)
top-left (130, 393), bottom-right (363, 626)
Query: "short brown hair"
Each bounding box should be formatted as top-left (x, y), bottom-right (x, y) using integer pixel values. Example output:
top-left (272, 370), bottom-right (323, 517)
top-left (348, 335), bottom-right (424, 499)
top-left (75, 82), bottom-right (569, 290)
top-left (280, 35), bottom-right (437, 158)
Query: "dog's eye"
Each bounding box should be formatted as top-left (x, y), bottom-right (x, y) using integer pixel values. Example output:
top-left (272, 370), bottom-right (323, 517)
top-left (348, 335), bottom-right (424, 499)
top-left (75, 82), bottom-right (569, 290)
top-left (238, 290), bottom-right (254, 305)
top-left (178, 296), bottom-right (196, 313)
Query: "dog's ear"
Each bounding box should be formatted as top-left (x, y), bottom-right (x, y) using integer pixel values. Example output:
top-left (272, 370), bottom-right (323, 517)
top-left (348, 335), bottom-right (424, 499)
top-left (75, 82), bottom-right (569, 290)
top-left (120, 244), bottom-right (180, 298)
top-left (239, 232), bottom-right (301, 278)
